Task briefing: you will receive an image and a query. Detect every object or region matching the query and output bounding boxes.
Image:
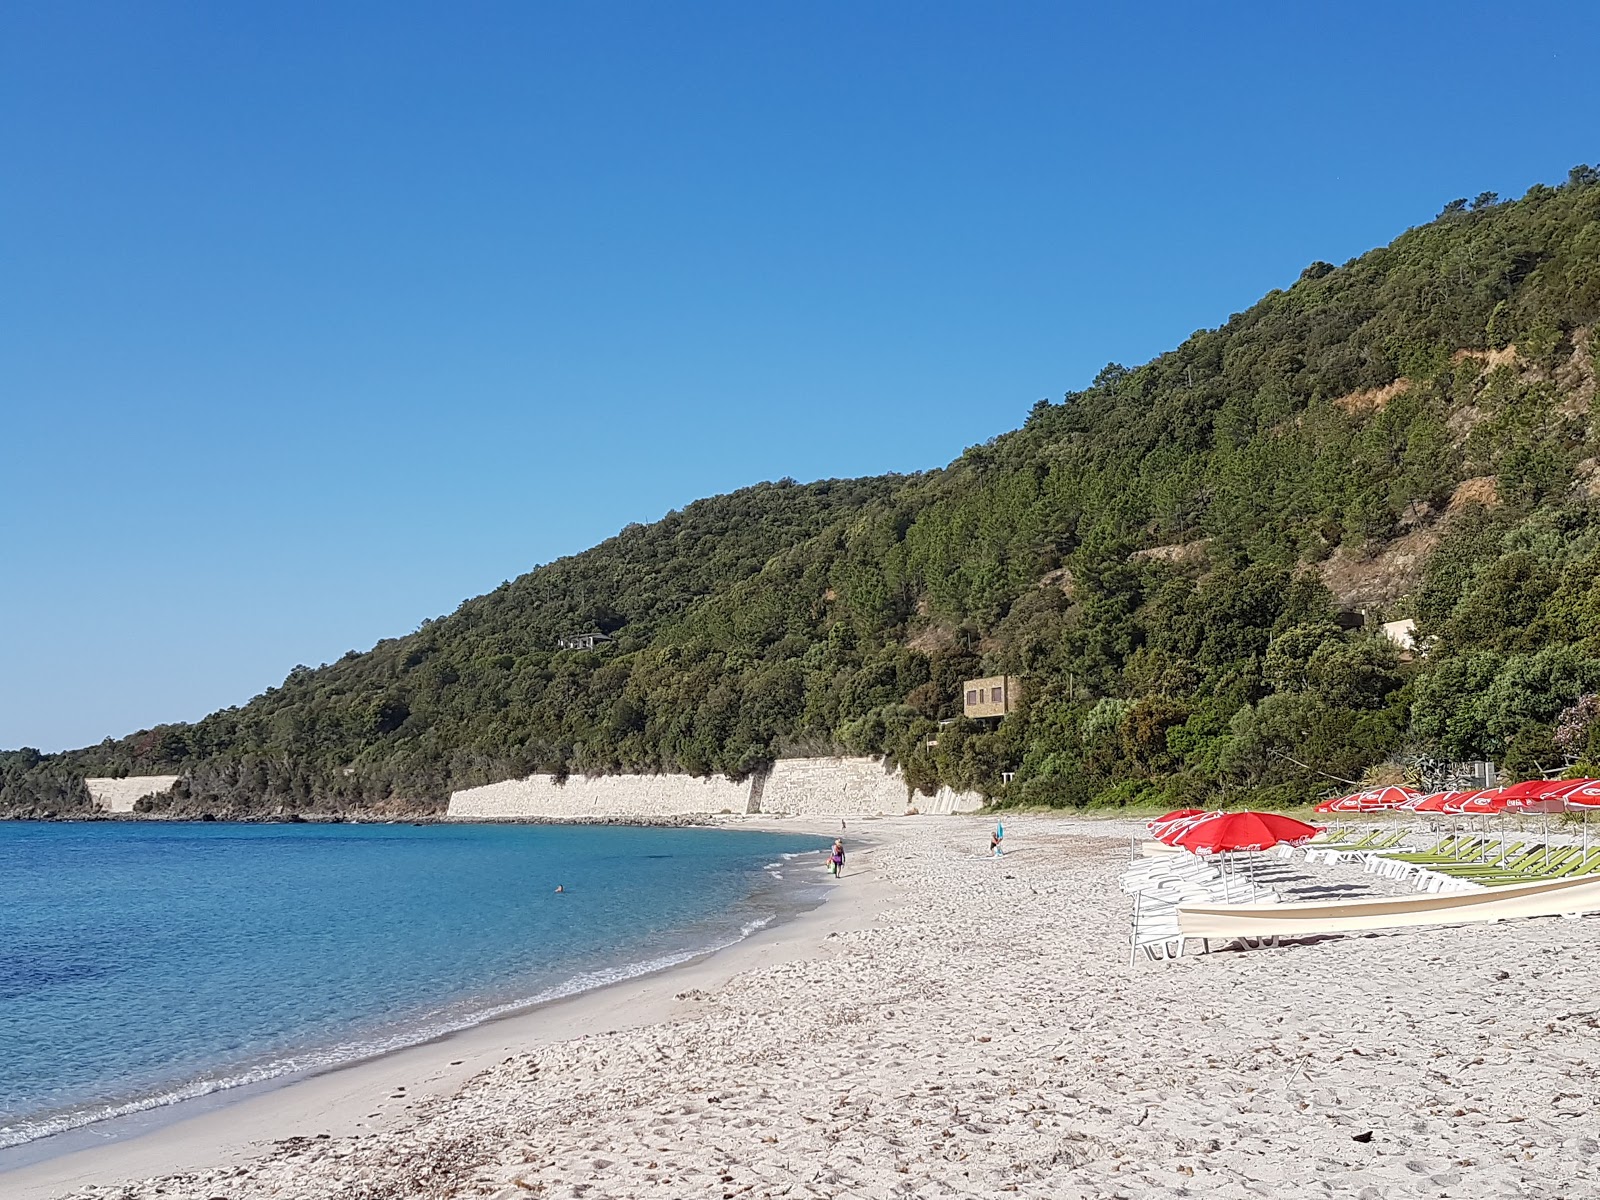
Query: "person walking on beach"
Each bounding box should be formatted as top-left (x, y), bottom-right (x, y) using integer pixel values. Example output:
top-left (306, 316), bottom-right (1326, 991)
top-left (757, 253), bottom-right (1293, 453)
top-left (829, 839), bottom-right (845, 877)
top-left (991, 821), bottom-right (1004, 857)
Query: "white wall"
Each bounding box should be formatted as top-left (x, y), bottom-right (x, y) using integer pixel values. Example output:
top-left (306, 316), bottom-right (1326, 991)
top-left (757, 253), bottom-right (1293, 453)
top-left (86, 776), bottom-right (181, 813)
top-left (445, 757), bottom-right (987, 820)
top-left (760, 756), bottom-right (911, 816)
top-left (918, 786), bottom-right (987, 816)
top-left (446, 772), bottom-right (752, 819)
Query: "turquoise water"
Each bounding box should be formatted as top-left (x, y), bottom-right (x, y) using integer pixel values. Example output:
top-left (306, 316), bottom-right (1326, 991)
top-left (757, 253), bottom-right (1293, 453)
top-left (0, 821), bottom-right (829, 1149)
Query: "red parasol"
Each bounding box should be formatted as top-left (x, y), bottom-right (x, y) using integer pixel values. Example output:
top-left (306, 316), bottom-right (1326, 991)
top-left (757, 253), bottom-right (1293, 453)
top-left (1314, 785), bottom-right (1417, 814)
top-left (1148, 807), bottom-right (1204, 829)
top-left (1505, 795), bottom-right (1570, 815)
top-left (1554, 779), bottom-right (1600, 809)
top-left (1170, 811), bottom-right (1323, 855)
top-left (1152, 814), bottom-right (1214, 845)
top-left (1408, 790), bottom-right (1474, 813)
top-left (1550, 780), bottom-right (1600, 857)
top-left (1449, 789), bottom-right (1512, 815)
top-left (1152, 812), bottom-right (1203, 838)
top-left (1495, 779), bottom-right (1574, 801)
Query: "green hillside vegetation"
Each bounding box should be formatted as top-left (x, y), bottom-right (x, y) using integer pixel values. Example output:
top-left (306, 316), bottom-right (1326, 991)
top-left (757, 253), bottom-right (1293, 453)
top-left (8, 166), bottom-right (1600, 816)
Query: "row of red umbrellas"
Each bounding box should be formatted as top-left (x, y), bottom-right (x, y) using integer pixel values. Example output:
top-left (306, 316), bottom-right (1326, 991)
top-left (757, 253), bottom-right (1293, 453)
top-left (1147, 809), bottom-right (1323, 855)
top-left (1142, 779), bottom-right (1600, 865)
top-left (1314, 778), bottom-right (1600, 816)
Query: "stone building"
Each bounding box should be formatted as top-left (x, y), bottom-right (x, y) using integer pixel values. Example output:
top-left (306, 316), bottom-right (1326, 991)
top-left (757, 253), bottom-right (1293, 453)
top-left (963, 675), bottom-right (1022, 719)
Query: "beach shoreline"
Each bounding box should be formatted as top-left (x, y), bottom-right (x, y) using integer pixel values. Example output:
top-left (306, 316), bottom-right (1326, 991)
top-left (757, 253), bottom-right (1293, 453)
top-left (2, 816), bottom-right (891, 1200)
top-left (15, 811), bottom-right (1595, 1199)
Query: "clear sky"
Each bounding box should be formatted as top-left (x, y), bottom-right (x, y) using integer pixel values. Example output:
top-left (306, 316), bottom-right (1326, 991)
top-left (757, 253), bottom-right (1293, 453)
top-left (2, 2), bottom-right (1596, 752)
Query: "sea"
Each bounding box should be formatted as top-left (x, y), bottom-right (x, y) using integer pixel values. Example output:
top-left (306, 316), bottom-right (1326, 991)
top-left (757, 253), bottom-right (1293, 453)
top-left (0, 820), bottom-right (831, 1156)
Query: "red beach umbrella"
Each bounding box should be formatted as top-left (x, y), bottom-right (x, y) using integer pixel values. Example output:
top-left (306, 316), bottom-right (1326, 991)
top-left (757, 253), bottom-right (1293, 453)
top-left (1147, 808), bottom-right (1205, 836)
top-left (1170, 811), bottom-right (1323, 855)
top-left (1409, 791), bottom-right (1474, 813)
top-left (1152, 813), bottom-right (1213, 845)
top-left (1504, 794), bottom-right (1570, 815)
top-left (1555, 779), bottom-right (1600, 809)
top-left (1477, 779), bottom-right (1578, 814)
top-left (1314, 785), bottom-right (1417, 814)
top-left (1496, 779), bottom-right (1573, 801)
top-left (1550, 780), bottom-right (1600, 856)
top-left (1152, 808), bottom-right (1204, 825)
top-left (1450, 789), bottom-right (1512, 815)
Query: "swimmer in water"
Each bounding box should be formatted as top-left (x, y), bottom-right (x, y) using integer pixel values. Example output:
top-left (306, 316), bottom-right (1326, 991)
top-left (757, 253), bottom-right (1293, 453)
top-left (554, 885), bottom-right (565, 893)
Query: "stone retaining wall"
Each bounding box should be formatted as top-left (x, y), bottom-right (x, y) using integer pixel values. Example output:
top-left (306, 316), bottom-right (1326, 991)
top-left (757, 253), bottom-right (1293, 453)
top-left (86, 776), bottom-right (181, 813)
top-left (446, 757), bottom-right (986, 820)
top-left (761, 757), bottom-right (914, 817)
top-left (761, 758), bottom-right (984, 816)
top-left (917, 786), bottom-right (988, 816)
top-left (445, 773), bottom-right (751, 820)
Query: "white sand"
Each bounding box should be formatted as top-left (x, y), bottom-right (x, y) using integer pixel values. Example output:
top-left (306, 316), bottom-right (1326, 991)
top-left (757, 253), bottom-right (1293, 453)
top-left (9, 815), bottom-right (1599, 1199)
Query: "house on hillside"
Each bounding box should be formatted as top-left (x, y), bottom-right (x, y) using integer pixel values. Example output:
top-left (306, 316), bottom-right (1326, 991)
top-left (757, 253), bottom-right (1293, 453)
top-left (557, 632), bottom-right (613, 651)
top-left (964, 675), bottom-right (1022, 719)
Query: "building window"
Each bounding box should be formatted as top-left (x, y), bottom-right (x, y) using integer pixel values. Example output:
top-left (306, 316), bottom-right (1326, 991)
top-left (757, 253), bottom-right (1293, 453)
top-left (966, 690), bottom-right (978, 706)
top-left (991, 686), bottom-right (1003, 704)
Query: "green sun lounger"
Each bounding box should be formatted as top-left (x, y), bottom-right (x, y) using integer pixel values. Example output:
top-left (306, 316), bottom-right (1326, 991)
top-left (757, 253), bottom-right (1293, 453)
top-left (1383, 834), bottom-right (1473, 860)
top-left (1424, 842), bottom-right (1532, 875)
top-left (1472, 847), bottom-right (1598, 887)
top-left (1304, 829), bottom-right (1353, 847)
top-left (1374, 836), bottom-right (1490, 867)
top-left (1424, 844), bottom-right (1547, 880)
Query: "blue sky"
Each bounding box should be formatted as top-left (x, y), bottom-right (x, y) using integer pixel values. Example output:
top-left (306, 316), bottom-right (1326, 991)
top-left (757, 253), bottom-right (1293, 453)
top-left (3, 2), bottom-right (1596, 751)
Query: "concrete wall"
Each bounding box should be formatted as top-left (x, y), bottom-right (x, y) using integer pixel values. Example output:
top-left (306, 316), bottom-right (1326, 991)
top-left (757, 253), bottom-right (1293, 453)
top-left (917, 786), bottom-right (988, 816)
top-left (760, 758), bottom-right (985, 816)
top-left (86, 776), bottom-right (181, 813)
top-left (761, 756), bottom-right (911, 816)
top-left (446, 757), bottom-right (987, 820)
top-left (446, 772), bottom-right (752, 820)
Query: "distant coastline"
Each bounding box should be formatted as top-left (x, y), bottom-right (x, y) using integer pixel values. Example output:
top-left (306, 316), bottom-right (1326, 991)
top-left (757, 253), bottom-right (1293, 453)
top-left (0, 810), bottom-right (723, 827)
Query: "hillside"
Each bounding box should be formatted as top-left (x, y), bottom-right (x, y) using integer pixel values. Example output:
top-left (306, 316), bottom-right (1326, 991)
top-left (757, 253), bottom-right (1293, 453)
top-left (7, 166), bottom-right (1600, 816)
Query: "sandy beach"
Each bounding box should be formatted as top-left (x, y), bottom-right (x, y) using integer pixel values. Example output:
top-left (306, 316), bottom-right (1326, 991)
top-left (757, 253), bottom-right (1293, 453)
top-left (9, 814), bottom-right (1600, 1199)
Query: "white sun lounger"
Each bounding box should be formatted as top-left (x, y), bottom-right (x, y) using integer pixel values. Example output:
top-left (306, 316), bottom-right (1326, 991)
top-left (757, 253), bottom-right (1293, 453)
top-left (1129, 875), bottom-right (1283, 962)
